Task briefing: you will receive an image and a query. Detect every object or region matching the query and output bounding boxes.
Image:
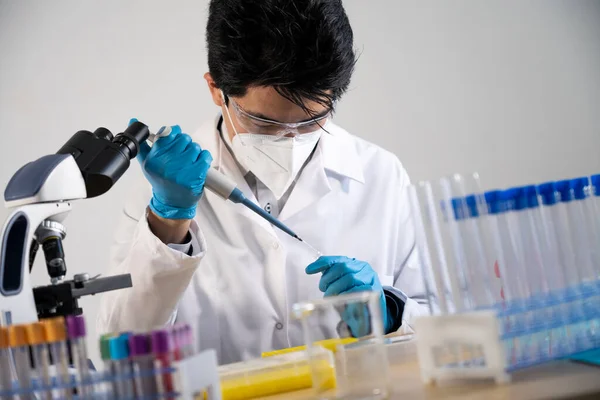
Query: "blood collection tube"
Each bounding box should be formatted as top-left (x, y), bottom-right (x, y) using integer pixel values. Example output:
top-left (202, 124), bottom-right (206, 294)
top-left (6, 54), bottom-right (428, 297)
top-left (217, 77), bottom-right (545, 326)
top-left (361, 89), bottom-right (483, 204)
top-left (24, 322), bottom-right (52, 400)
top-left (171, 325), bottom-right (183, 362)
top-left (183, 325), bottom-right (194, 358)
top-left (66, 315), bottom-right (92, 399)
top-left (8, 325), bottom-right (33, 400)
top-left (109, 333), bottom-right (135, 399)
top-left (129, 333), bottom-right (158, 398)
top-left (99, 334), bottom-right (116, 397)
top-left (0, 326), bottom-right (13, 397)
top-left (151, 329), bottom-right (175, 395)
top-left (41, 317), bottom-right (72, 400)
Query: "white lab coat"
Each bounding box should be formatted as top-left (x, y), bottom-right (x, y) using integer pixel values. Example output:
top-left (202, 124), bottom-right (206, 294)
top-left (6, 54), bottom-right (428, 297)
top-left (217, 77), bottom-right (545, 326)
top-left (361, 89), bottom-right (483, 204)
top-left (97, 115), bottom-right (427, 365)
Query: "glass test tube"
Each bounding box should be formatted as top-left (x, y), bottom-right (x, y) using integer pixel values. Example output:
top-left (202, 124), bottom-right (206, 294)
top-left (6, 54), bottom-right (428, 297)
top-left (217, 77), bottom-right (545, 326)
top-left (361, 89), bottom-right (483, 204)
top-left (24, 322), bottom-right (52, 400)
top-left (515, 187), bottom-right (551, 301)
top-left (591, 175), bottom-right (600, 236)
top-left (449, 174), bottom-right (496, 310)
top-left (0, 327), bottom-right (13, 397)
top-left (129, 333), bottom-right (158, 398)
top-left (8, 325), bottom-right (33, 400)
top-left (407, 183), bottom-right (440, 315)
top-left (439, 177), bottom-right (475, 311)
top-left (485, 190), bottom-right (531, 366)
top-left (109, 334), bottom-right (135, 399)
top-left (42, 317), bottom-right (72, 400)
top-left (66, 315), bottom-right (92, 399)
top-left (416, 181), bottom-right (456, 314)
top-left (564, 178), bottom-right (598, 295)
top-left (151, 329), bottom-right (175, 396)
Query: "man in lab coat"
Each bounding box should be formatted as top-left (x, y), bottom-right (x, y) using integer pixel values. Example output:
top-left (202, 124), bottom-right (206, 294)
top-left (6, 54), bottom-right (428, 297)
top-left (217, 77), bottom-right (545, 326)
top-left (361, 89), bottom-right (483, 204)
top-left (98, 0), bottom-right (426, 364)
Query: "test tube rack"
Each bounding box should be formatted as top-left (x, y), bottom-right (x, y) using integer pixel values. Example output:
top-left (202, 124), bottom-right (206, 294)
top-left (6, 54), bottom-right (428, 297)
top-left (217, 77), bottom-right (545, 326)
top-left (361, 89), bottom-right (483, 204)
top-left (0, 349), bottom-right (222, 399)
top-left (415, 284), bottom-right (600, 385)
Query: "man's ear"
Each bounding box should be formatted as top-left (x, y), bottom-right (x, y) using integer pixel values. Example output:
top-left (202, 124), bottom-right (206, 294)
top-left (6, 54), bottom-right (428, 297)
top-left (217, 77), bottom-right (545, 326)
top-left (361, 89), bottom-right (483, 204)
top-left (204, 72), bottom-right (224, 107)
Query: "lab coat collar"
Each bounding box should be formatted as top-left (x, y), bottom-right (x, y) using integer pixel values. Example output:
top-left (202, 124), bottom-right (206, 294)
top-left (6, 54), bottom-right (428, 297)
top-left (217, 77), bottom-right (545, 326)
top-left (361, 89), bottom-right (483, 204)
top-left (196, 114), bottom-right (365, 185)
top-left (193, 114), bottom-right (365, 223)
top-left (318, 123), bottom-right (365, 184)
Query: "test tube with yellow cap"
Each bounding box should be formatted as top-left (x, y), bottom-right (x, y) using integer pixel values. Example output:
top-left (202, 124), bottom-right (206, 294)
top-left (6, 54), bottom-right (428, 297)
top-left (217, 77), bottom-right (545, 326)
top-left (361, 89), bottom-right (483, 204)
top-left (8, 324), bottom-right (33, 400)
top-left (41, 317), bottom-right (72, 399)
top-left (24, 322), bottom-right (52, 400)
top-left (0, 326), bottom-right (13, 396)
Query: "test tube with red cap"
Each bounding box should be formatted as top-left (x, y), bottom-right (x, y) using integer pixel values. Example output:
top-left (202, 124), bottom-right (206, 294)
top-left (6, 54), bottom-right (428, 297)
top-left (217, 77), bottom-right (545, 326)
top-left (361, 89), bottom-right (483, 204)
top-left (151, 329), bottom-right (175, 395)
top-left (66, 315), bottom-right (92, 398)
top-left (129, 333), bottom-right (159, 398)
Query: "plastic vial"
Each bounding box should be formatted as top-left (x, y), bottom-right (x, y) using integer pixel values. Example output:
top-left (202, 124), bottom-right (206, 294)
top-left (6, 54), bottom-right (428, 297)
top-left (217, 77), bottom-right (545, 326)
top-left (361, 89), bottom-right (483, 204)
top-left (41, 317), bottom-right (72, 400)
top-left (129, 333), bottom-right (158, 398)
top-left (151, 329), bottom-right (175, 396)
top-left (66, 316), bottom-right (92, 399)
top-left (99, 334), bottom-right (115, 397)
top-left (24, 322), bottom-right (52, 400)
top-left (109, 334), bottom-right (135, 399)
top-left (0, 327), bottom-right (13, 397)
top-left (8, 325), bottom-right (33, 400)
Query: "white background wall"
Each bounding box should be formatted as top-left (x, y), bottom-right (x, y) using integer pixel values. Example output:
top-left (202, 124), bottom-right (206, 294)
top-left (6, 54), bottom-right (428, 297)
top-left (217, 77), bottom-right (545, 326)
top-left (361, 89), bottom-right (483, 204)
top-left (1, 0), bottom-right (599, 365)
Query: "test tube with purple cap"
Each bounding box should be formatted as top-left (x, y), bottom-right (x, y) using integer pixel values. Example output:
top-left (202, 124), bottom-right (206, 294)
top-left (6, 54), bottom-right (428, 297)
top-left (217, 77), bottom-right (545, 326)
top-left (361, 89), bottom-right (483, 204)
top-left (130, 333), bottom-right (159, 398)
top-left (152, 329), bottom-right (175, 396)
top-left (66, 315), bottom-right (92, 399)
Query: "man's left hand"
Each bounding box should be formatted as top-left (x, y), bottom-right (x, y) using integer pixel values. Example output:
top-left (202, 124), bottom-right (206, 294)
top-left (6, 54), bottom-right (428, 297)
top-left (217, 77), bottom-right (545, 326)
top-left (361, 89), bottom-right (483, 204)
top-left (305, 256), bottom-right (391, 335)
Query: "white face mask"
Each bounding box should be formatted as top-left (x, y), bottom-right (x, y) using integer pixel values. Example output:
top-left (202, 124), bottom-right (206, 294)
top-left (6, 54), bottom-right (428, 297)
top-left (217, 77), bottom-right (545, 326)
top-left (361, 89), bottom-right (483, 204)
top-left (231, 130), bottom-right (322, 199)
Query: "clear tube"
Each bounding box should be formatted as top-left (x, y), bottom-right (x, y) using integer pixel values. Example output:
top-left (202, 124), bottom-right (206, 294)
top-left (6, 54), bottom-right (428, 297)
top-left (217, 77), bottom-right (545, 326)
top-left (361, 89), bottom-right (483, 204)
top-left (581, 181), bottom-right (600, 282)
top-left (407, 183), bottom-right (439, 315)
top-left (567, 178), bottom-right (599, 293)
top-left (13, 345), bottom-right (33, 400)
top-left (439, 177), bottom-right (474, 311)
top-left (513, 187), bottom-right (550, 302)
top-left (49, 341), bottom-right (72, 399)
top-left (0, 347), bottom-right (13, 396)
top-left (113, 359), bottom-right (135, 399)
top-left (419, 181), bottom-right (458, 314)
top-left (71, 337), bottom-right (92, 399)
top-left (30, 343), bottom-right (52, 400)
top-left (493, 191), bottom-right (529, 305)
top-left (132, 355), bottom-right (158, 398)
top-left (449, 174), bottom-right (496, 309)
top-left (102, 359), bottom-right (116, 398)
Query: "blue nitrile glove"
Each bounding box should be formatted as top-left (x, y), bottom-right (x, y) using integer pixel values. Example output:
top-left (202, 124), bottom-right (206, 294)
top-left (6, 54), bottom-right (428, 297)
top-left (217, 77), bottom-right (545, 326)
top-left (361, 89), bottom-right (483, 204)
top-left (305, 256), bottom-right (392, 336)
top-left (132, 119), bottom-right (213, 219)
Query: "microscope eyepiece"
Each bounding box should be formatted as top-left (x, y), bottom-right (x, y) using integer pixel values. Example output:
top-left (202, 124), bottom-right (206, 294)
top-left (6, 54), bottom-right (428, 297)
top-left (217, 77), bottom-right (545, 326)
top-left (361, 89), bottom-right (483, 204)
top-left (93, 127), bottom-right (114, 141)
top-left (113, 121), bottom-right (150, 159)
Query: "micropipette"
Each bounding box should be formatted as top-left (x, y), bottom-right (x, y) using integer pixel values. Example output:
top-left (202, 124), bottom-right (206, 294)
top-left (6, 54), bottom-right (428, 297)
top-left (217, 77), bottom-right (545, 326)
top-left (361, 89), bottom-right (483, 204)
top-left (149, 126), bottom-right (322, 256)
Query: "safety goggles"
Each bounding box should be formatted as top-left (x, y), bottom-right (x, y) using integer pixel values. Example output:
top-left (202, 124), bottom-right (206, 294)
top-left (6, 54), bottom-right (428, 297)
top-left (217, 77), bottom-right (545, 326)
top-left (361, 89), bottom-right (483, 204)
top-left (225, 95), bottom-right (331, 140)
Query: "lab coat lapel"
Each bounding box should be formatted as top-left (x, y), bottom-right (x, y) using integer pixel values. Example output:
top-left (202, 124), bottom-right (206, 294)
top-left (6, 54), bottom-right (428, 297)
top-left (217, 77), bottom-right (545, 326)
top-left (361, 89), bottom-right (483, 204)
top-left (278, 145), bottom-right (331, 221)
top-left (279, 123), bottom-right (365, 221)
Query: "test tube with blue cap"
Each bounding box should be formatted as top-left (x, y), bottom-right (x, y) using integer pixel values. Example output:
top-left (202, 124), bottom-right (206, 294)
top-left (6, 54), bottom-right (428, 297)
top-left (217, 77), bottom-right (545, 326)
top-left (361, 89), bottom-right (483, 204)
top-left (109, 333), bottom-right (135, 399)
top-left (564, 178), bottom-right (598, 295)
top-left (149, 126), bottom-right (322, 259)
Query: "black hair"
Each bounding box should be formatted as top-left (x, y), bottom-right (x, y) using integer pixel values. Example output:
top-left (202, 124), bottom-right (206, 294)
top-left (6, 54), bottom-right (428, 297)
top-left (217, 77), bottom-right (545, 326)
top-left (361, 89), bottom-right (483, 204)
top-left (206, 0), bottom-right (357, 115)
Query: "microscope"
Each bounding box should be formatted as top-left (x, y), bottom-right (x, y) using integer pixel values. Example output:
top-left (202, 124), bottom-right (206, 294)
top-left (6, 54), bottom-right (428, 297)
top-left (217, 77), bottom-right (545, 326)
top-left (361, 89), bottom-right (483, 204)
top-left (0, 121), bottom-right (150, 325)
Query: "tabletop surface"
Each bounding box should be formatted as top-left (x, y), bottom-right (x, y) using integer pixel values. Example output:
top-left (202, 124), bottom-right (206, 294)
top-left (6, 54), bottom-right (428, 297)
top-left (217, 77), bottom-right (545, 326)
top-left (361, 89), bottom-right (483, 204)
top-left (262, 355), bottom-right (600, 400)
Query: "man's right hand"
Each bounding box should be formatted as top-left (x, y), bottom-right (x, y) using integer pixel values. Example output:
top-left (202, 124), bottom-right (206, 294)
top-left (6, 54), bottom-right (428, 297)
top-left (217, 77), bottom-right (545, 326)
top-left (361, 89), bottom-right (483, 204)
top-left (134, 119), bottom-right (212, 223)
